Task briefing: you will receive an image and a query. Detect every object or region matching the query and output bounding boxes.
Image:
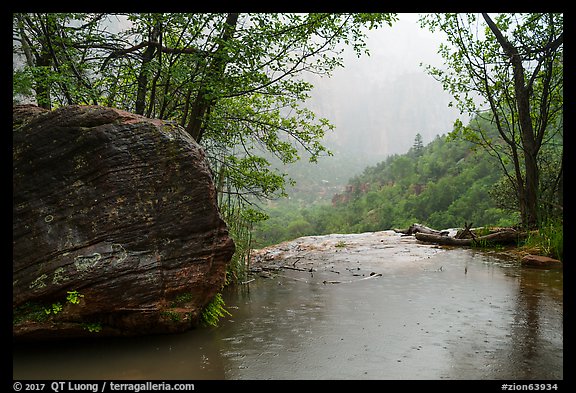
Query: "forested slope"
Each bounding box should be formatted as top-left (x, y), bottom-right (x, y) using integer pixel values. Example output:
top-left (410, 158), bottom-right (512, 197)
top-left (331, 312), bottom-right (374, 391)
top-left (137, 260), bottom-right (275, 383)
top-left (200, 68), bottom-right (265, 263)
top-left (253, 127), bottom-right (521, 247)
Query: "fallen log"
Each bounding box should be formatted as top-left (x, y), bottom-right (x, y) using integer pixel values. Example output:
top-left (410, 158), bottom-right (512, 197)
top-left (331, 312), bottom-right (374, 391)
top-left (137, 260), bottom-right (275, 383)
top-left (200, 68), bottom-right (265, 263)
top-left (394, 223), bottom-right (449, 236)
top-left (415, 230), bottom-right (529, 246)
top-left (455, 222), bottom-right (476, 239)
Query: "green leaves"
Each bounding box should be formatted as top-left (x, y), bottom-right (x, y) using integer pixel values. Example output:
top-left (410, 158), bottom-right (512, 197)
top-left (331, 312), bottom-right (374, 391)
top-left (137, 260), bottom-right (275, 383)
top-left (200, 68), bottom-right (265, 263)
top-left (13, 12), bottom-right (400, 245)
top-left (66, 290), bottom-right (84, 304)
top-left (419, 13), bottom-right (563, 228)
top-left (12, 67), bottom-right (34, 100)
top-left (252, 118), bottom-right (530, 246)
top-left (200, 293), bottom-right (231, 327)
top-left (223, 155), bottom-right (287, 198)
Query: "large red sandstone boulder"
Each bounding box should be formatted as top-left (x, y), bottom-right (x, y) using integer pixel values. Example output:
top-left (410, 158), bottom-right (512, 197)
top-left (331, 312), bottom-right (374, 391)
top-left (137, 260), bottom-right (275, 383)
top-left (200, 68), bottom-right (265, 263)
top-left (13, 105), bottom-right (235, 340)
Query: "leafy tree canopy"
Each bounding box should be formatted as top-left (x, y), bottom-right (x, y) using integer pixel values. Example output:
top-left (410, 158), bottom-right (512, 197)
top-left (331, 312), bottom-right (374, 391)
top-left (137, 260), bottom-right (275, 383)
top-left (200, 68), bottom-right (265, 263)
top-left (13, 12), bottom-right (398, 206)
top-left (418, 13), bottom-right (563, 228)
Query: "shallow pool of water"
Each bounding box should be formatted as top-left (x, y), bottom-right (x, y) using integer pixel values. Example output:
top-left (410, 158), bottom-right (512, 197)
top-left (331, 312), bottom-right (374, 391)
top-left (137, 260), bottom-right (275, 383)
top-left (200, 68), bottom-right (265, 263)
top-left (13, 247), bottom-right (563, 380)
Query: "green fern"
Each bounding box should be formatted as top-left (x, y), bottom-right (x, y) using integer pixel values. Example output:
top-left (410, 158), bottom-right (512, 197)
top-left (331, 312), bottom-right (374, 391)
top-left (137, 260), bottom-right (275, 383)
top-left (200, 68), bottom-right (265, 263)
top-left (200, 293), bottom-right (231, 327)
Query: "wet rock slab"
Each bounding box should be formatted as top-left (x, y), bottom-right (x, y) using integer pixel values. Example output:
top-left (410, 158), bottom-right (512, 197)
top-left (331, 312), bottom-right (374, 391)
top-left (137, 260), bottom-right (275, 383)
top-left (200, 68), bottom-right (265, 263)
top-left (250, 231), bottom-right (447, 280)
top-left (225, 236), bottom-right (563, 380)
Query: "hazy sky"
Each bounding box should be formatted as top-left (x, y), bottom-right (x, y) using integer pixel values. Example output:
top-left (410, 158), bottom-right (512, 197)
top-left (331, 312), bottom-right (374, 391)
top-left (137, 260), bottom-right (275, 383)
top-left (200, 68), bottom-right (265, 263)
top-left (339, 13), bottom-right (449, 82)
top-left (305, 13), bottom-right (465, 164)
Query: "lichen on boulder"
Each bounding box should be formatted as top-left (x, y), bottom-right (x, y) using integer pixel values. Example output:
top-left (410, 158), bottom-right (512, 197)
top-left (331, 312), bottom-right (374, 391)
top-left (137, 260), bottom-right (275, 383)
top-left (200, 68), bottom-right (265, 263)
top-left (13, 104), bottom-right (235, 340)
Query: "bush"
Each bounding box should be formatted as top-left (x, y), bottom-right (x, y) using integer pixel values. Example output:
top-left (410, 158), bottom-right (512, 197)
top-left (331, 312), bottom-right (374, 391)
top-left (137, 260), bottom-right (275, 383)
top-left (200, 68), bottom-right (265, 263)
top-left (522, 219), bottom-right (563, 261)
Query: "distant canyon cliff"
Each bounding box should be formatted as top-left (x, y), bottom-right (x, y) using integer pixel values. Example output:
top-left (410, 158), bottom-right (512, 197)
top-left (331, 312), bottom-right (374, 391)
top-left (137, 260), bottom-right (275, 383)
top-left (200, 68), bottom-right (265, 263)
top-left (308, 72), bottom-right (463, 162)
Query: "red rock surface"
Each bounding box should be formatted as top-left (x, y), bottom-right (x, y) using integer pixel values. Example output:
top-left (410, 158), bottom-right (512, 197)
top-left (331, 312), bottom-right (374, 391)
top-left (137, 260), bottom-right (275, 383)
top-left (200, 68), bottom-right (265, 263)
top-left (13, 105), bottom-right (235, 340)
top-left (521, 254), bottom-right (562, 268)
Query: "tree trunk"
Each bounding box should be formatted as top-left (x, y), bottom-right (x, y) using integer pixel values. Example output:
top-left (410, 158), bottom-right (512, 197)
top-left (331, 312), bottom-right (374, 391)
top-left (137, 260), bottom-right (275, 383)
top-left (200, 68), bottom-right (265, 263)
top-left (135, 20), bottom-right (162, 116)
top-left (482, 13), bottom-right (540, 229)
top-left (15, 14), bottom-right (52, 109)
top-left (185, 13), bottom-right (239, 143)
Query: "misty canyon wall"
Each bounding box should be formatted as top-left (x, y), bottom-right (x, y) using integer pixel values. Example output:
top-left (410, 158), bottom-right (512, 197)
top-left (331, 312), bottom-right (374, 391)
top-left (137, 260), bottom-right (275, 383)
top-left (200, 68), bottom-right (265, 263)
top-left (13, 104), bottom-right (235, 340)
